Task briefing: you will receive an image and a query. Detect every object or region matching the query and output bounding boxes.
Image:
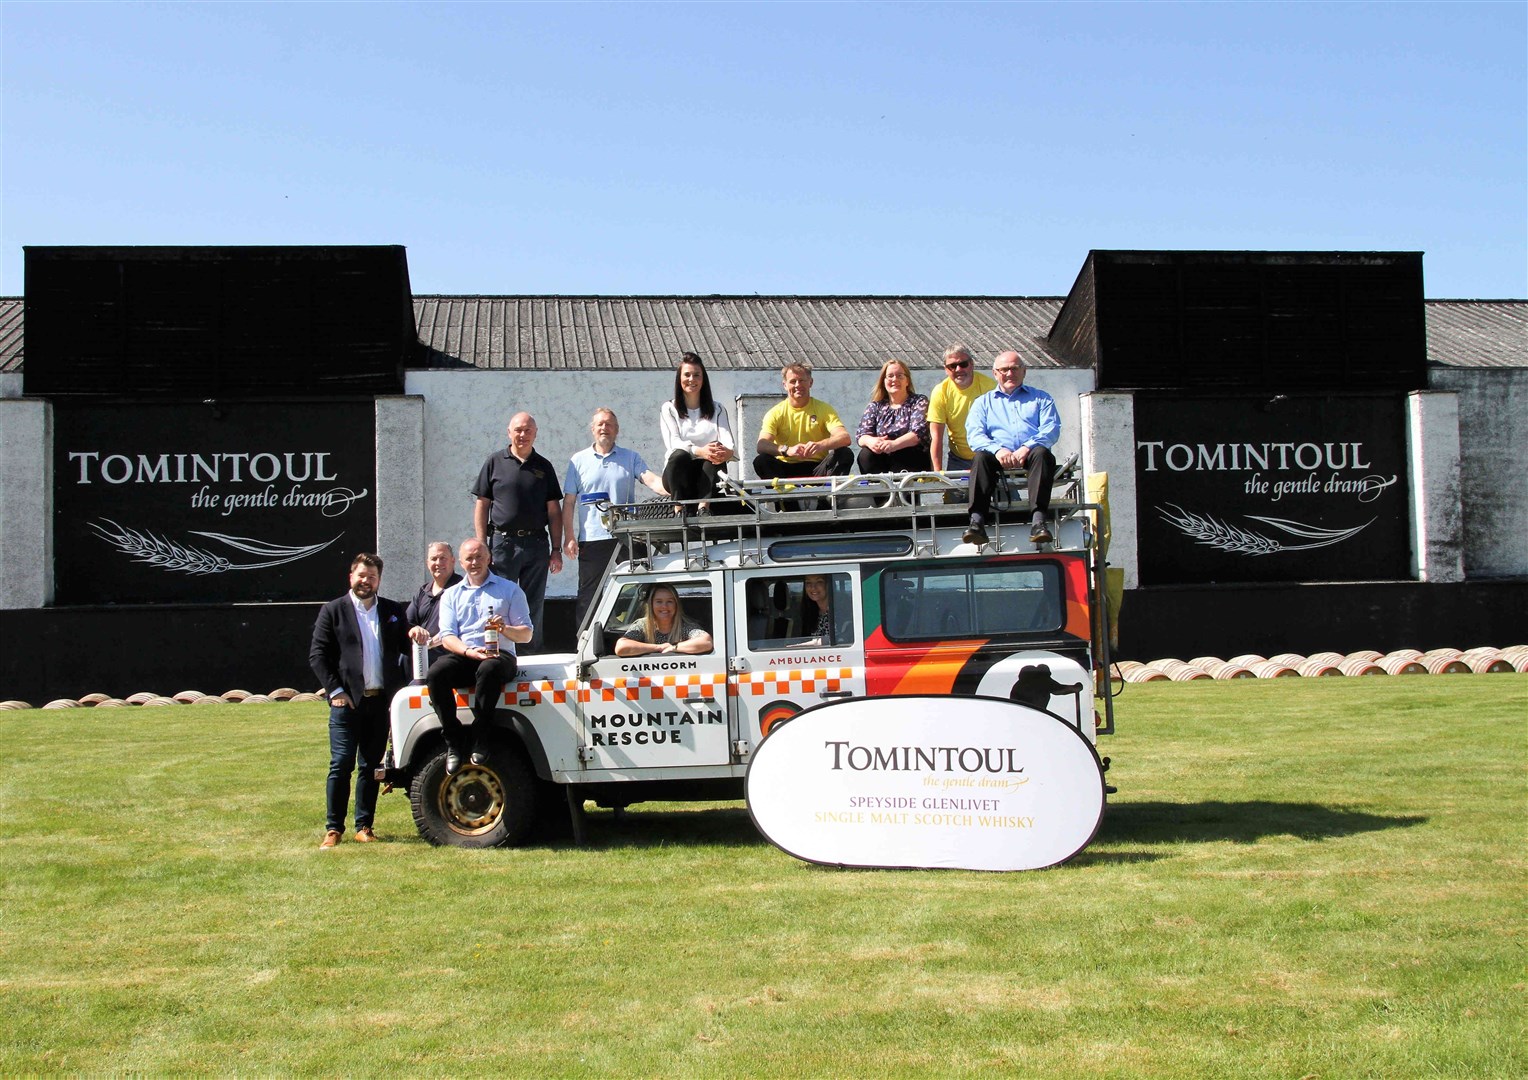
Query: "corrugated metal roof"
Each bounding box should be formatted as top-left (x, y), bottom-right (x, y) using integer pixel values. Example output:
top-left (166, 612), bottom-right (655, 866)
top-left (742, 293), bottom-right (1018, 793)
top-left (1423, 301), bottom-right (1528, 369)
top-left (0, 298), bottom-right (22, 373)
top-left (411, 295), bottom-right (1073, 371)
top-left (1, 295), bottom-right (1522, 374)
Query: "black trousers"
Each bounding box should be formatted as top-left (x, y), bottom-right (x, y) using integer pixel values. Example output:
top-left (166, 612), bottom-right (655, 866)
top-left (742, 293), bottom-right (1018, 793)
top-left (488, 531), bottom-right (549, 652)
top-left (425, 652), bottom-right (518, 751)
top-left (663, 451), bottom-right (723, 502)
top-left (969, 446), bottom-right (1056, 525)
top-left (856, 445), bottom-right (930, 474)
top-left (574, 538), bottom-right (616, 629)
top-left (752, 446), bottom-right (854, 481)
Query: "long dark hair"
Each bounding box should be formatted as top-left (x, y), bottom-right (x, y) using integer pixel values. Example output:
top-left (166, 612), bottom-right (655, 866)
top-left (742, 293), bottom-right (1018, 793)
top-left (672, 351), bottom-right (716, 421)
top-left (800, 574), bottom-right (829, 635)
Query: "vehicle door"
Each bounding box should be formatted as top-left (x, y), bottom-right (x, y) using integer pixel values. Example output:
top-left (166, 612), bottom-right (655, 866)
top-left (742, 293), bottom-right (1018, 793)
top-left (577, 570), bottom-right (733, 769)
top-left (865, 555), bottom-right (1096, 737)
top-left (727, 564), bottom-right (866, 745)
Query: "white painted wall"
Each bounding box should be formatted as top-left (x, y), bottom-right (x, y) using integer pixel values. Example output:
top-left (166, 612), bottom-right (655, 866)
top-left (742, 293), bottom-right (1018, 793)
top-left (1429, 368), bottom-right (1528, 578)
top-left (0, 399), bottom-right (52, 607)
top-left (402, 365), bottom-right (1088, 598)
top-left (1406, 391), bottom-right (1464, 583)
top-left (1080, 392), bottom-right (1139, 588)
top-left (6, 364), bottom-right (1509, 610)
top-left (374, 396), bottom-right (425, 587)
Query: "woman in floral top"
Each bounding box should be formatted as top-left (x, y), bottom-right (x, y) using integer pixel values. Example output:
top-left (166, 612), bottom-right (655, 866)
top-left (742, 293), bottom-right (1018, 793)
top-left (855, 359), bottom-right (931, 474)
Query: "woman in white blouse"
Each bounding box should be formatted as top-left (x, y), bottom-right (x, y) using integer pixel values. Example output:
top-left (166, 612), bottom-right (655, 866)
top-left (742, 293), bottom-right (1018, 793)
top-left (660, 352), bottom-right (735, 513)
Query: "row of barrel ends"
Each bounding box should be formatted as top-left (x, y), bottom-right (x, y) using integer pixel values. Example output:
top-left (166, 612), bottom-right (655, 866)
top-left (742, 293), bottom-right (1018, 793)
top-left (6, 646), bottom-right (1524, 707)
top-left (1118, 645), bottom-right (1528, 682)
top-left (1, 687), bottom-right (328, 711)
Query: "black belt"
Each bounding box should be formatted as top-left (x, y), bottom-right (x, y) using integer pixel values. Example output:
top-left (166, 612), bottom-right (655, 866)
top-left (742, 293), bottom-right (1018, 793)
top-left (494, 526), bottom-right (540, 537)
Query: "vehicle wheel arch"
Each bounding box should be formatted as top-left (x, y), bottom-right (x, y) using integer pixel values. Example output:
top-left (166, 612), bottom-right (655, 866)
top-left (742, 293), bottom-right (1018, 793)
top-left (397, 707), bottom-right (552, 783)
top-left (492, 708), bottom-right (553, 782)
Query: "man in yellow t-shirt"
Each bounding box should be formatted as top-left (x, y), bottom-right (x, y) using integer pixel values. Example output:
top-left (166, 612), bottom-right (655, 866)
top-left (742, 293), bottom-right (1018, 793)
top-left (926, 343), bottom-right (997, 471)
top-left (752, 363), bottom-right (853, 481)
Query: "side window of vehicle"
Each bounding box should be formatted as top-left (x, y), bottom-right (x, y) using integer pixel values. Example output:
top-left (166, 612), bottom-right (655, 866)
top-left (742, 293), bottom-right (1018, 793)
top-left (605, 579), bottom-right (714, 654)
top-left (881, 563), bottom-right (1061, 641)
top-left (745, 572), bottom-right (854, 651)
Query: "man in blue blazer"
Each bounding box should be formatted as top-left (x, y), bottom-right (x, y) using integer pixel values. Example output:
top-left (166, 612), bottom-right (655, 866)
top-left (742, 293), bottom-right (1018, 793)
top-left (309, 552), bottom-right (411, 848)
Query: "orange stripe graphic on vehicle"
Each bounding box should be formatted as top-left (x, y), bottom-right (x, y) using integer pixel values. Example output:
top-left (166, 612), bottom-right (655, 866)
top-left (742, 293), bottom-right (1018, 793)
top-left (862, 628), bottom-right (988, 695)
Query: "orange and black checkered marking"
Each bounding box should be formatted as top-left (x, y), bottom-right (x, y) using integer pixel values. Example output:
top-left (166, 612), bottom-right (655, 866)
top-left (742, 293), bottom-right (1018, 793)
top-left (406, 679), bottom-right (577, 710)
top-left (733, 668), bottom-right (855, 697)
top-left (579, 673), bottom-right (729, 704)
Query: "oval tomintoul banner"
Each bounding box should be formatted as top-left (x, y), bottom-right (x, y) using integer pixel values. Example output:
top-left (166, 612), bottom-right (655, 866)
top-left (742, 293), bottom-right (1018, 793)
top-left (746, 695), bottom-right (1105, 871)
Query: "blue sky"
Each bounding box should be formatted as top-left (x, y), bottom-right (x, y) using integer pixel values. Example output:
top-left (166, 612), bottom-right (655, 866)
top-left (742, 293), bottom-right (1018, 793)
top-left (3, 1), bottom-right (1524, 298)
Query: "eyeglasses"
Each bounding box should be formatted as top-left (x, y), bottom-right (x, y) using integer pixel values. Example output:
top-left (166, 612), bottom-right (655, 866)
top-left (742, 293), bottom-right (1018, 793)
top-left (944, 360), bottom-right (971, 372)
top-left (994, 366), bottom-right (1021, 375)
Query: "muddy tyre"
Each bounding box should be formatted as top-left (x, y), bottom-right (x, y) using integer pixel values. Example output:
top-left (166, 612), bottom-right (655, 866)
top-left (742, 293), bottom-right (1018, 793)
top-left (409, 732), bottom-right (537, 848)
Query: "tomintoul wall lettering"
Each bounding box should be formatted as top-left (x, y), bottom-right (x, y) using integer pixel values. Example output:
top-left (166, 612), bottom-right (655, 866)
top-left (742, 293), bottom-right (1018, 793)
top-left (53, 400), bottom-right (377, 604)
top-left (1133, 393), bottom-right (1411, 585)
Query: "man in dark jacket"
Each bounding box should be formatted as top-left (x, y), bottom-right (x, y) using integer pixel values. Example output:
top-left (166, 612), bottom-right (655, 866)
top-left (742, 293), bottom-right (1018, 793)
top-left (405, 540), bottom-right (462, 667)
top-left (309, 552), bottom-right (411, 849)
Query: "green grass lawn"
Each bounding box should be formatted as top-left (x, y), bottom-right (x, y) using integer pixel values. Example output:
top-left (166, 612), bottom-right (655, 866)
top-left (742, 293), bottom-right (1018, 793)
top-left (1, 676), bottom-right (1523, 1077)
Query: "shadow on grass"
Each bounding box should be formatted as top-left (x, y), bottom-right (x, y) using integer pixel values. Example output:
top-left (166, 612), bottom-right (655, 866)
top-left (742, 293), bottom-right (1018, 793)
top-left (1097, 800), bottom-right (1428, 845)
top-left (1064, 849), bottom-right (1167, 867)
top-left (539, 805), bottom-right (767, 851)
top-left (528, 800), bottom-right (1426, 856)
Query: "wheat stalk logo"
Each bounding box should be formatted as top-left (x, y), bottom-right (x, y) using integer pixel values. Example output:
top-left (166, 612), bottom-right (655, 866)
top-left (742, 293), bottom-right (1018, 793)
top-left (90, 519), bottom-right (340, 574)
top-left (1157, 504), bottom-right (1372, 556)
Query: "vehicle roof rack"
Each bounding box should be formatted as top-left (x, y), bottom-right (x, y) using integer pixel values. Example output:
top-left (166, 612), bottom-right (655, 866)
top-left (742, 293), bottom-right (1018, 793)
top-left (604, 456), bottom-right (1088, 558)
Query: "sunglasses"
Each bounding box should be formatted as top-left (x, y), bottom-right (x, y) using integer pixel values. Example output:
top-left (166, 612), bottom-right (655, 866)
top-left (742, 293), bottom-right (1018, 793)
top-left (944, 359), bottom-right (971, 372)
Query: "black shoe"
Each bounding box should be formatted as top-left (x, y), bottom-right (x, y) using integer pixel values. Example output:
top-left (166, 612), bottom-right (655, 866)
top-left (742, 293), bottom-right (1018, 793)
top-left (1030, 520), bottom-right (1053, 544)
top-left (962, 524), bottom-right (989, 547)
top-left (445, 746), bottom-right (462, 775)
top-left (470, 747), bottom-right (488, 766)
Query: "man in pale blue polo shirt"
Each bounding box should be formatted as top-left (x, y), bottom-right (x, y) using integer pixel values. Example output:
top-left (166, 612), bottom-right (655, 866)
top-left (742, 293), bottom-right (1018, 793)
top-left (427, 538), bottom-right (533, 775)
top-left (561, 408), bottom-right (666, 628)
top-left (963, 351), bottom-right (1061, 547)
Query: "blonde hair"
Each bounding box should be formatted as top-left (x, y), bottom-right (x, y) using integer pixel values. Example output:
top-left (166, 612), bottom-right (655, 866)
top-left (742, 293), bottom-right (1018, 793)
top-left (642, 584), bottom-right (688, 644)
top-left (870, 359), bottom-right (916, 404)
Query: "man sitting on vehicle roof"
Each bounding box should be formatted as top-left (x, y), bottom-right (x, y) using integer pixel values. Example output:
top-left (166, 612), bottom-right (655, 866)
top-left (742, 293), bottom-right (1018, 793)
top-left (927, 342), bottom-right (997, 472)
top-left (963, 351), bottom-right (1060, 547)
top-left (752, 362), bottom-right (853, 485)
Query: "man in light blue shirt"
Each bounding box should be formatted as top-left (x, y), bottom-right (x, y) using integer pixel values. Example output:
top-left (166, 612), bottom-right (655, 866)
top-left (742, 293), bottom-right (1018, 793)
top-left (963, 351), bottom-right (1061, 547)
top-left (561, 408), bottom-right (666, 628)
top-left (427, 538), bottom-right (533, 774)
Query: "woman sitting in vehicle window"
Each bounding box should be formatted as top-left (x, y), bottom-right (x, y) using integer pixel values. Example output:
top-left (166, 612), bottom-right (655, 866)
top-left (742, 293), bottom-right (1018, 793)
top-left (796, 574), bottom-right (834, 646)
top-left (615, 584), bottom-right (714, 656)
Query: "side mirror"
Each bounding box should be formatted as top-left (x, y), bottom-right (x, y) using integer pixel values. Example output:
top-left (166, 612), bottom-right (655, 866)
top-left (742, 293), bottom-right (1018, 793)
top-left (578, 622), bottom-right (607, 677)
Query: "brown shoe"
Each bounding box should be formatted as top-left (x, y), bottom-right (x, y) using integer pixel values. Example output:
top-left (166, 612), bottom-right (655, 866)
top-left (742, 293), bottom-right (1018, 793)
top-left (354, 826), bottom-right (376, 843)
top-left (319, 830), bottom-right (342, 849)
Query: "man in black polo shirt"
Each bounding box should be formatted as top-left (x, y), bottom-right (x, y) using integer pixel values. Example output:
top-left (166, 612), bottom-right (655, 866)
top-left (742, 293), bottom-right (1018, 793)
top-left (473, 411), bottom-right (564, 651)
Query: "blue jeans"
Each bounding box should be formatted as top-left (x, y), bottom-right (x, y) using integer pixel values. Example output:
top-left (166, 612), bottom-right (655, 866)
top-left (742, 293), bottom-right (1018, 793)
top-left (326, 695), bottom-right (389, 833)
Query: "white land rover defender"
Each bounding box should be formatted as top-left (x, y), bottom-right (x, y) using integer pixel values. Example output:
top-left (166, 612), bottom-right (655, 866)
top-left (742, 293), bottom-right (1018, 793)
top-left (379, 466), bottom-right (1119, 847)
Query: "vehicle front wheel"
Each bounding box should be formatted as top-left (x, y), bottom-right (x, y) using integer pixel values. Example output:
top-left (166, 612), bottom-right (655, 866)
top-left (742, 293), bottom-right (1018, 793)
top-left (409, 732), bottom-right (537, 848)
